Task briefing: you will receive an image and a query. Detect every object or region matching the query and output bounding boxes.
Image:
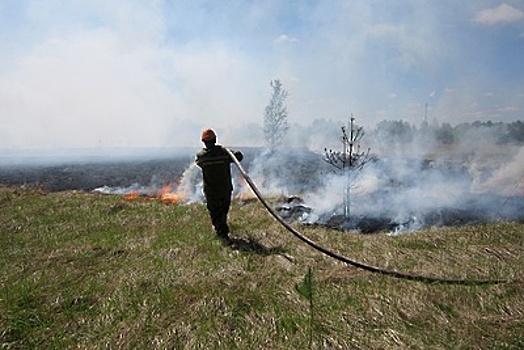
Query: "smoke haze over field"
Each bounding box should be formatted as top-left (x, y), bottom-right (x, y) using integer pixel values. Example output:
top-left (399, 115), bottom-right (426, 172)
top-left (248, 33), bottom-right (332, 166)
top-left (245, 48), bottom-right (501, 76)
top-left (1, 1), bottom-right (523, 151)
top-left (2, 1), bottom-right (523, 232)
top-left (237, 144), bottom-right (524, 233)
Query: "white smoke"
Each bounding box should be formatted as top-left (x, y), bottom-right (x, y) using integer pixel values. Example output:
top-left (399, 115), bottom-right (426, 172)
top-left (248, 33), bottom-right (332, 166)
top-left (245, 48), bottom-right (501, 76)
top-left (240, 127), bottom-right (524, 233)
top-left (93, 183), bottom-right (150, 196)
top-left (479, 146), bottom-right (524, 196)
top-left (176, 163), bottom-right (204, 203)
top-left (92, 126), bottom-right (523, 234)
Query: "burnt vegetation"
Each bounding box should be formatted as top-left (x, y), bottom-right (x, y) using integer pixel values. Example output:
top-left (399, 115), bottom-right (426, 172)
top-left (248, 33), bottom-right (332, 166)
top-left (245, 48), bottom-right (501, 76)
top-left (280, 118), bottom-right (524, 233)
top-left (1, 119), bottom-right (523, 234)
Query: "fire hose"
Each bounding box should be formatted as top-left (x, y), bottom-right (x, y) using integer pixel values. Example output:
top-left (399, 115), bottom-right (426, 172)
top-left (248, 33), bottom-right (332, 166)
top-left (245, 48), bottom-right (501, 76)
top-left (224, 147), bottom-right (506, 285)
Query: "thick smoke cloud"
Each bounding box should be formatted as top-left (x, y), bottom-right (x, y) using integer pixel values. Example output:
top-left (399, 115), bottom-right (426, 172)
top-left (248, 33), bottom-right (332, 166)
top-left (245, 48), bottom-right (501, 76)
top-left (89, 119), bottom-right (523, 234)
top-left (1, 1), bottom-right (523, 152)
top-left (481, 146), bottom-right (524, 196)
top-left (234, 122), bottom-right (524, 233)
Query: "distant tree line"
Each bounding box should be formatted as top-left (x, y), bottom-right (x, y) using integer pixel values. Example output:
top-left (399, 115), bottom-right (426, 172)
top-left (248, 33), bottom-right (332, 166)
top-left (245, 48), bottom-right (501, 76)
top-left (371, 119), bottom-right (524, 145)
top-left (257, 78), bottom-right (523, 150)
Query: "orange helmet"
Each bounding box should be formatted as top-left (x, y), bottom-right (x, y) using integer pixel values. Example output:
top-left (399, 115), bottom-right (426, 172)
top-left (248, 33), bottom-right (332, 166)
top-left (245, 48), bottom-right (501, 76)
top-left (201, 128), bottom-right (216, 142)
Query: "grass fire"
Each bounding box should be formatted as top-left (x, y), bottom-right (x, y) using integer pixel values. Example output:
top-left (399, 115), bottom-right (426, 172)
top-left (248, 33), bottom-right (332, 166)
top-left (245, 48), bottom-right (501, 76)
top-left (121, 184), bottom-right (183, 205)
top-left (1, 121), bottom-right (523, 348)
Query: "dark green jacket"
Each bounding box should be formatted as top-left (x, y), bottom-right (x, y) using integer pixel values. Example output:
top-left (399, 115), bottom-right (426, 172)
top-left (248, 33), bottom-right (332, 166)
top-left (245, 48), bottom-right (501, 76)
top-left (195, 145), bottom-right (243, 196)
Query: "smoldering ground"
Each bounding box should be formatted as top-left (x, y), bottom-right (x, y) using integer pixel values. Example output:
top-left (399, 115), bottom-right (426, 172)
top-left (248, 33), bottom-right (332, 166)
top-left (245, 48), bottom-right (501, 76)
top-left (1, 139), bottom-right (523, 234)
top-left (170, 141), bottom-right (524, 233)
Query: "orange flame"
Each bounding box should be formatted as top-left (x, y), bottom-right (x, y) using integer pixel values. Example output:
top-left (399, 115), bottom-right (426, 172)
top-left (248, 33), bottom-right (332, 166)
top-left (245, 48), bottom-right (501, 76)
top-left (158, 185), bottom-right (180, 204)
top-left (122, 183), bottom-right (184, 205)
top-left (123, 192), bottom-right (141, 201)
top-left (234, 176), bottom-right (257, 201)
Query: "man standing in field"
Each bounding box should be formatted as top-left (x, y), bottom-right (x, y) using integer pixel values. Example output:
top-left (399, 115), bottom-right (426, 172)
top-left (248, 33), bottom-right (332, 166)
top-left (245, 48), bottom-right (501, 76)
top-left (196, 128), bottom-right (243, 244)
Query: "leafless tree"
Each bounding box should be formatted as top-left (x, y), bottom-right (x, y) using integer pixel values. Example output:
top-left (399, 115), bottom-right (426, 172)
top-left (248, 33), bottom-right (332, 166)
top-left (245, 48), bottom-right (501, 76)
top-left (324, 115), bottom-right (371, 219)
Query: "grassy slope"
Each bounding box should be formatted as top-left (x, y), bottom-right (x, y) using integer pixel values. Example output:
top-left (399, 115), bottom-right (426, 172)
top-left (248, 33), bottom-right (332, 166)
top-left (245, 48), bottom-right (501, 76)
top-left (1, 187), bottom-right (523, 349)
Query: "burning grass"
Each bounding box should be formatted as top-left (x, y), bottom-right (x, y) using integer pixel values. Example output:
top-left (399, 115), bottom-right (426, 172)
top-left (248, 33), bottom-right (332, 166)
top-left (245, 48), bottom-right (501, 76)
top-left (121, 184), bottom-right (183, 205)
top-left (1, 186), bottom-right (523, 349)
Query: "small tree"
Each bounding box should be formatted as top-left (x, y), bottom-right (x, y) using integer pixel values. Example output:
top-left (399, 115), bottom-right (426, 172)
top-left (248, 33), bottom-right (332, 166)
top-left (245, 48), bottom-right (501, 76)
top-left (295, 267), bottom-right (315, 348)
top-left (324, 115), bottom-right (371, 220)
top-left (263, 79), bottom-right (289, 151)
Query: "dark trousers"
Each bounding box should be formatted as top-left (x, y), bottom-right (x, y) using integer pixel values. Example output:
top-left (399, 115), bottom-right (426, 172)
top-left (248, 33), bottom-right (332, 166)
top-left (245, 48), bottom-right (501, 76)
top-left (205, 192), bottom-right (231, 237)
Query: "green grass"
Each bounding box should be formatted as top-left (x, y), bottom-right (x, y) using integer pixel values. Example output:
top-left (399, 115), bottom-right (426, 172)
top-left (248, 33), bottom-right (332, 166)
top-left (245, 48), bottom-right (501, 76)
top-left (1, 186), bottom-right (523, 349)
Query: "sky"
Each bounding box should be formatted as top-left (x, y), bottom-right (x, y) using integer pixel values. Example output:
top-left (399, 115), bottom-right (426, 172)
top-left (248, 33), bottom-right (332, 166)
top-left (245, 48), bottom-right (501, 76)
top-left (0, 0), bottom-right (523, 150)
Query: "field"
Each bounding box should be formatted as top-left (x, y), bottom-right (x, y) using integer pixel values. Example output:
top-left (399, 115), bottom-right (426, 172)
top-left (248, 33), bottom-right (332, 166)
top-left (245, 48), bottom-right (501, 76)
top-left (1, 185), bottom-right (523, 349)
top-left (0, 151), bottom-right (195, 192)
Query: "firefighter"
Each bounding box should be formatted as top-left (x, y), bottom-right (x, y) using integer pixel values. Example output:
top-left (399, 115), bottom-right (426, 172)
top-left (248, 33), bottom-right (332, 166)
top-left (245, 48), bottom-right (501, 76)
top-left (196, 128), bottom-right (243, 244)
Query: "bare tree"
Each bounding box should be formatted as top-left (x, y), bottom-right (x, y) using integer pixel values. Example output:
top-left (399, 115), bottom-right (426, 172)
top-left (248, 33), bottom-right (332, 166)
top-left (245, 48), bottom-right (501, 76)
top-left (324, 115), bottom-right (371, 219)
top-left (263, 79), bottom-right (289, 151)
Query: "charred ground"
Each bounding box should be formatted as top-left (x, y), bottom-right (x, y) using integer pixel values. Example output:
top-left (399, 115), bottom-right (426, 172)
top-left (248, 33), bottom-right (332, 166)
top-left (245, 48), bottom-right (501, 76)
top-left (1, 147), bottom-right (523, 234)
top-left (0, 158), bottom-right (190, 192)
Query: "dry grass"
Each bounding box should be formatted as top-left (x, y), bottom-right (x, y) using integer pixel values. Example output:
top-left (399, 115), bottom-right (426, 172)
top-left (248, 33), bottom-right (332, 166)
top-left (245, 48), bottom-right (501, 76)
top-left (1, 186), bottom-right (523, 349)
